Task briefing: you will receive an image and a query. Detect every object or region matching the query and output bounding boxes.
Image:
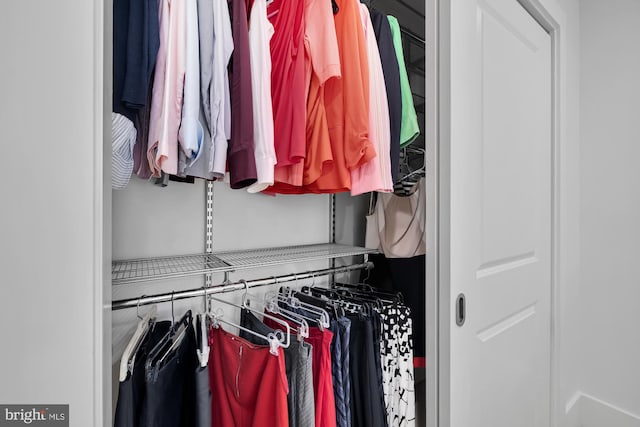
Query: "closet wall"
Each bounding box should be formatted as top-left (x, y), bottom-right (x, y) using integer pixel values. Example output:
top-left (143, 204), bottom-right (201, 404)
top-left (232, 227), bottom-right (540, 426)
top-left (578, 1), bottom-right (640, 424)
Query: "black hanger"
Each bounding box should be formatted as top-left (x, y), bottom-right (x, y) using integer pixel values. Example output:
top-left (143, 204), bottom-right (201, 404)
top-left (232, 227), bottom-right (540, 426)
top-left (334, 282), bottom-right (404, 304)
top-left (145, 309), bottom-right (193, 377)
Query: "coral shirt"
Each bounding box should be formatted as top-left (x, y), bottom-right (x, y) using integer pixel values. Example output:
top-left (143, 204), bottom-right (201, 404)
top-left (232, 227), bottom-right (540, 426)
top-left (268, 0), bottom-right (375, 194)
top-left (269, 0), bottom-right (341, 189)
top-left (306, 0), bottom-right (375, 193)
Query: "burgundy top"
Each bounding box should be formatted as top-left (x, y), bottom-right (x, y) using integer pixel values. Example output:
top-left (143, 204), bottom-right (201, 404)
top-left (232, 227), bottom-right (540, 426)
top-left (227, 0), bottom-right (258, 189)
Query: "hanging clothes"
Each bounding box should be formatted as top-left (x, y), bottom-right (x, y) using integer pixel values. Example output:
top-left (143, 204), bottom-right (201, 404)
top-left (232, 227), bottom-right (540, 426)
top-left (240, 310), bottom-right (316, 427)
top-left (268, 0), bottom-right (342, 189)
top-left (267, 0), bottom-right (306, 169)
top-left (329, 317), bottom-right (352, 427)
top-left (387, 16), bottom-right (421, 147)
top-left (181, 0), bottom-right (219, 181)
top-left (347, 314), bottom-right (387, 427)
top-left (264, 316), bottom-right (337, 427)
top-left (379, 304), bottom-right (416, 427)
top-left (227, 0), bottom-right (258, 189)
top-left (141, 327), bottom-right (199, 427)
top-left (365, 178), bottom-right (426, 258)
top-left (147, 0), bottom-right (187, 177)
top-left (177, 0), bottom-right (204, 172)
top-left (209, 0), bottom-right (234, 179)
top-left (208, 325), bottom-right (290, 427)
top-left (114, 321), bottom-right (171, 427)
top-left (370, 9), bottom-right (401, 184)
top-left (307, 0), bottom-right (376, 193)
top-left (112, 113), bottom-right (138, 190)
top-left (246, 0), bottom-right (277, 193)
top-left (350, 5), bottom-right (393, 196)
top-left (113, 0), bottom-right (160, 188)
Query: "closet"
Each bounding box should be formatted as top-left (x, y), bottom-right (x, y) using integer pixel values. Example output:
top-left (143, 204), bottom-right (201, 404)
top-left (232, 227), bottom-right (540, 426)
top-left (2, 0), bottom-right (590, 425)
top-left (110, 0), bottom-right (428, 424)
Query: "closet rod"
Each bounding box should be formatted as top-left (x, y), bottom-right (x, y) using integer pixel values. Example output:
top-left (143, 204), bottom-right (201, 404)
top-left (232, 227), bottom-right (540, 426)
top-left (400, 26), bottom-right (425, 47)
top-left (111, 262), bottom-right (373, 311)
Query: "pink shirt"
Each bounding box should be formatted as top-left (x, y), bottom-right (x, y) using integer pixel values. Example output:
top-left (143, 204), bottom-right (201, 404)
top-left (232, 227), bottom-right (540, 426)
top-left (147, 0), bottom-right (187, 177)
top-left (351, 5), bottom-right (393, 195)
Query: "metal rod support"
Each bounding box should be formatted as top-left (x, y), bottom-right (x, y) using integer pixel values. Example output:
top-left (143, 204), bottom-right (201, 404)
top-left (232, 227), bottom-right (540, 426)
top-left (111, 262), bottom-right (373, 311)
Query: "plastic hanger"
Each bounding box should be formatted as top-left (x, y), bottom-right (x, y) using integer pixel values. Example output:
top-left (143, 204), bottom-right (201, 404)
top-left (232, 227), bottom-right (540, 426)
top-left (195, 288), bottom-right (211, 368)
top-left (333, 282), bottom-right (403, 304)
top-left (263, 298), bottom-right (309, 340)
top-left (145, 293), bottom-right (193, 376)
top-left (119, 299), bottom-right (157, 382)
top-left (208, 308), bottom-right (283, 356)
top-left (239, 284), bottom-right (309, 340)
top-left (207, 280), bottom-right (292, 349)
top-left (276, 285), bottom-right (332, 329)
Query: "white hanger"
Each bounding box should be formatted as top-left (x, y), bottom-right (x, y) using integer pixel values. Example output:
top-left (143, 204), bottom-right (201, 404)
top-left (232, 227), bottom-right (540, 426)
top-left (208, 308), bottom-right (283, 356)
top-left (208, 279), bottom-right (292, 349)
top-left (119, 299), bottom-right (157, 382)
top-left (195, 288), bottom-right (211, 368)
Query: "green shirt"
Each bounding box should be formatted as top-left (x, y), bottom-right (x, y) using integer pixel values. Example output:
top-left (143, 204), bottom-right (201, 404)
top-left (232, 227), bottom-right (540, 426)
top-left (387, 16), bottom-right (420, 146)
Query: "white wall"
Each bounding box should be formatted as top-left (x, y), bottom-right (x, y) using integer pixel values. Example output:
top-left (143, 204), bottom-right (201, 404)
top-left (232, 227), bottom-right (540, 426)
top-left (577, 1), bottom-right (640, 425)
top-left (0, 1), bottom-right (106, 426)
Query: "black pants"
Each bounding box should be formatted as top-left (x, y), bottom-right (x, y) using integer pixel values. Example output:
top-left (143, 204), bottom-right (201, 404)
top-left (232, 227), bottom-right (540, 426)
top-left (114, 321), bottom-right (171, 427)
top-left (348, 315), bottom-right (387, 427)
top-left (140, 326), bottom-right (198, 427)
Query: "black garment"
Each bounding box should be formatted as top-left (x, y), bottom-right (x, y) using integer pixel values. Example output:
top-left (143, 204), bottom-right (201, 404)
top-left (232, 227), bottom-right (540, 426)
top-left (370, 9), bottom-right (402, 183)
top-left (348, 315), bottom-right (387, 427)
top-left (113, 0), bottom-right (159, 121)
top-left (364, 254), bottom-right (426, 358)
top-left (371, 311), bottom-right (388, 427)
top-left (388, 255), bottom-right (425, 358)
top-left (114, 321), bottom-right (171, 427)
top-left (141, 326), bottom-right (198, 427)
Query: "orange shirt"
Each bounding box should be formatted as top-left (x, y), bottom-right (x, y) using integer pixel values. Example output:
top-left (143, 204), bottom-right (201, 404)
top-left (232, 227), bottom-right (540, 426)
top-left (267, 0), bottom-right (374, 194)
top-left (306, 0), bottom-right (375, 193)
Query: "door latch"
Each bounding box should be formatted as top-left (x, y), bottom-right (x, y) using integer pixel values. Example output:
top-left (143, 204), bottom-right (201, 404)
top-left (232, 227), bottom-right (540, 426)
top-left (456, 293), bottom-right (466, 327)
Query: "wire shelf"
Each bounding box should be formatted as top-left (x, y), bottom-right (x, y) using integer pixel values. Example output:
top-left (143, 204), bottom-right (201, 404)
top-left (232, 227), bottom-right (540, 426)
top-left (112, 243), bottom-right (377, 285)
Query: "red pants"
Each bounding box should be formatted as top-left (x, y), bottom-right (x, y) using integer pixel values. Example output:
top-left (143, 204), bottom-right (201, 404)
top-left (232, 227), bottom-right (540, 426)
top-left (264, 316), bottom-right (337, 427)
top-left (208, 326), bottom-right (289, 427)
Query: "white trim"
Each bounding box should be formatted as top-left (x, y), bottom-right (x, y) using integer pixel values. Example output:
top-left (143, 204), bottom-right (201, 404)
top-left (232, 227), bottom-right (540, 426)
top-left (94, 0), bottom-right (112, 424)
top-left (435, 0), bottom-right (452, 425)
top-left (515, 2), bottom-right (569, 426)
top-left (425, 0), bottom-right (439, 427)
top-left (566, 392), bottom-right (640, 427)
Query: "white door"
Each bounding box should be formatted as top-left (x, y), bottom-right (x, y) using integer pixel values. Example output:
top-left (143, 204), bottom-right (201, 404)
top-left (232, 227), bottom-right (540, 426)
top-left (446, 0), bottom-right (552, 426)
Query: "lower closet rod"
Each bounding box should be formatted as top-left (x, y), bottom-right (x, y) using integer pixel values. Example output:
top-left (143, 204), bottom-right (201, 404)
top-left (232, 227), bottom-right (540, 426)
top-left (111, 262), bottom-right (373, 311)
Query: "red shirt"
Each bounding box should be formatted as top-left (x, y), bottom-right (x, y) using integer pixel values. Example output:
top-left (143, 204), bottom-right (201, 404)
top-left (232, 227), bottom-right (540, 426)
top-left (268, 0), bottom-right (306, 167)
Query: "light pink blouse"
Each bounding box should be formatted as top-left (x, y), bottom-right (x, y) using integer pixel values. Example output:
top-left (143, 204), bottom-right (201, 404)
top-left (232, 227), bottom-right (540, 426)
top-left (147, 0), bottom-right (187, 177)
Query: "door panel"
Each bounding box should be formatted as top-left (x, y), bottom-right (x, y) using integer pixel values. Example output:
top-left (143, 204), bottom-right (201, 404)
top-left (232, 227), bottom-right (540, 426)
top-left (448, 0), bottom-right (552, 426)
